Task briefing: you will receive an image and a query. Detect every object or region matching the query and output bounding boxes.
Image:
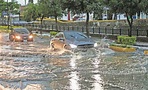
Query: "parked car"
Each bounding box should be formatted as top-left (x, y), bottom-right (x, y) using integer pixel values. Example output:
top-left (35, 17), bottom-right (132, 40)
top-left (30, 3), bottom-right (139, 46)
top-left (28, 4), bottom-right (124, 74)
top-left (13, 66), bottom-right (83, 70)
top-left (9, 28), bottom-right (33, 42)
top-left (50, 31), bottom-right (98, 50)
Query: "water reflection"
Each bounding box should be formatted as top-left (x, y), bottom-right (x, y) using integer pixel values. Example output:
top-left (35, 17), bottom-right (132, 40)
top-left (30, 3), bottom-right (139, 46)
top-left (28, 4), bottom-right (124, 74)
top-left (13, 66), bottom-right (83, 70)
top-left (92, 74), bottom-right (103, 90)
top-left (69, 55), bottom-right (81, 90)
top-left (92, 51), bottom-right (104, 90)
top-left (69, 71), bottom-right (80, 90)
top-left (0, 33), bottom-right (147, 90)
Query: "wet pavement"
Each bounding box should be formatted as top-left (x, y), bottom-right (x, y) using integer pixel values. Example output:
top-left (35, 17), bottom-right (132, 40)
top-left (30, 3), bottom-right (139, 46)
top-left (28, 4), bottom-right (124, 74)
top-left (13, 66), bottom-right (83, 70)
top-left (0, 32), bottom-right (148, 90)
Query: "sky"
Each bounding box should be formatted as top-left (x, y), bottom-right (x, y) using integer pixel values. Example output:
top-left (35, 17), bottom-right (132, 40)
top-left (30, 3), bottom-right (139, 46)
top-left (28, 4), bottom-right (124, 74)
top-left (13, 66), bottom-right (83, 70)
top-left (5, 0), bottom-right (38, 5)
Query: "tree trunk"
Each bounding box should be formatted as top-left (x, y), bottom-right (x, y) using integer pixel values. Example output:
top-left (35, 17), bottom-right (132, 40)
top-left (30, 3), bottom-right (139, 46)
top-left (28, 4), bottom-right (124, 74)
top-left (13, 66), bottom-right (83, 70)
top-left (55, 15), bottom-right (58, 31)
top-left (86, 12), bottom-right (90, 36)
top-left (40, 16), bottom-right (44, 34)
top-left (137, 11), bottom-right (140, 19)
top-left (68, 11), bottom-right (70, 20)
top-left (7, 14), bottom-right (10, 29)
top-left (108, 11), bottom-right (112, 20)
top-left (114, 12), bottom-right (117, 20)
top-left (126, 13), bottom-right (133, 37)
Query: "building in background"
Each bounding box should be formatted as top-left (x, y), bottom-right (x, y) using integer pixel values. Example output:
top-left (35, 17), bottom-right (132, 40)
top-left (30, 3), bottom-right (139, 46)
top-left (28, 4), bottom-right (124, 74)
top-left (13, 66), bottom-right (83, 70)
top-left (61, 13), bottom-right (94, 21)
top-left (116, 13), bottom-right (147, 20)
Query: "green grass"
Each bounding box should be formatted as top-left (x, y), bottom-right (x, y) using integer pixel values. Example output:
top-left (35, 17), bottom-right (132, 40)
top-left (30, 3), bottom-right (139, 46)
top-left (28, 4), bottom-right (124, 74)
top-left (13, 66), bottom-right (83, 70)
top-left (110, 43), bottom-right (132, 48)
top-left (0, 26), bottom-right (22, 33)
top-left (50, 31), bottom-right (58, 36)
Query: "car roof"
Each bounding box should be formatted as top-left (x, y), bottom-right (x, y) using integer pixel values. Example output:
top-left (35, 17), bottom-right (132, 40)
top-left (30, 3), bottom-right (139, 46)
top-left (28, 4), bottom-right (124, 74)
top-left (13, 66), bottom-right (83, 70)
top-left (63, 31), bottom-right (88, 36)
top-left (13, 28), bottom-right (30, 33)
top-left (63, 30), bottom-right (84, 34)
top-left (62, 30), bottom-right (89, 39)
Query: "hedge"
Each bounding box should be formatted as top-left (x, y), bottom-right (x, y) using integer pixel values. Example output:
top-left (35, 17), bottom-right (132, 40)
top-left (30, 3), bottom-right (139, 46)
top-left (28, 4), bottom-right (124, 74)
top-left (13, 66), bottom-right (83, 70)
top-left (117, 36), bottom-right (136, 45)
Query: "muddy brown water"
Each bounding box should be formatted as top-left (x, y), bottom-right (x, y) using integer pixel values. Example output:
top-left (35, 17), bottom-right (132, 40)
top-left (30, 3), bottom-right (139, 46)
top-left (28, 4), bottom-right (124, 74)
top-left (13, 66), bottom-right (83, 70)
top-left (0, 33), bottom-right (148, 90)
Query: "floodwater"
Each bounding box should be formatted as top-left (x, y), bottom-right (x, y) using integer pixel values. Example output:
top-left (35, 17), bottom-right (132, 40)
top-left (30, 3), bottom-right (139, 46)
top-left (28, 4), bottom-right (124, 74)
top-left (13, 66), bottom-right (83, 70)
top-left (0, 33), bottom-right (148, 90)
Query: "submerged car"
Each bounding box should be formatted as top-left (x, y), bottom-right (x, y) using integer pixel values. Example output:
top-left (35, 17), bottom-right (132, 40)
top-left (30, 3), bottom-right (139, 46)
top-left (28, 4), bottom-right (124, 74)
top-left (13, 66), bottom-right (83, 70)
top-left (50, 31), bottom-right (97, 50)
top-left (9, 28), bottom-right (33, 42)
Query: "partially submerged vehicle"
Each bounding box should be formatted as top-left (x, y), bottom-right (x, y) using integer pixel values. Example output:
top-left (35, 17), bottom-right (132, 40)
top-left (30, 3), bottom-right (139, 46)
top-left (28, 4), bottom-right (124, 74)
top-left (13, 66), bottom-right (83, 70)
top-left (50, 31), bottom-right (98, 51)
top-left (9, 28), bottom-right (33, 42)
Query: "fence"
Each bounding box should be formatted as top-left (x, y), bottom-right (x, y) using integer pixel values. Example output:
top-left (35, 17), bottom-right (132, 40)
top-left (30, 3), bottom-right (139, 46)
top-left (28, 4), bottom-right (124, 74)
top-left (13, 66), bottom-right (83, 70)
top-left (4, 23), bottom-right (148, 37)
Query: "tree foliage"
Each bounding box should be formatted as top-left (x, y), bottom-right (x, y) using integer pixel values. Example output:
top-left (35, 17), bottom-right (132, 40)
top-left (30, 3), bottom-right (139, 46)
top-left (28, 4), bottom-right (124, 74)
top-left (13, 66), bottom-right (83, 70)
top-left (23, 0), bottom-right (147, 36)
top-left (140, 0), bottom-right (148, 14)
top-left (48, 0), bottom-right (63, 31)
top-left (0, 0), bottom-right (19, 16)
top-left (63, 0), bottom-right (102, 36)
top-left (48, 0), bottom-right (63, 17)
top-left (37, 0), bottom-right (50, 20)
top-left (104, 0), bottom-right (148, 36)
top-left (8, 1), bottom-right (20, 14)
top-left (23, 3), bottom-right (38, 21)
top-left (0, 0), bottom-right (6, 14)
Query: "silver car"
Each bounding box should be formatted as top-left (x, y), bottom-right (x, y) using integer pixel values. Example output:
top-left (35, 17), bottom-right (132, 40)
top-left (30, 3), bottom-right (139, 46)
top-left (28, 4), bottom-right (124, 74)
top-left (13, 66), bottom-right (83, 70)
top-left (50, 31), bottom-right (97, 50)
top-left (9, 28), bottom-right (33, 42)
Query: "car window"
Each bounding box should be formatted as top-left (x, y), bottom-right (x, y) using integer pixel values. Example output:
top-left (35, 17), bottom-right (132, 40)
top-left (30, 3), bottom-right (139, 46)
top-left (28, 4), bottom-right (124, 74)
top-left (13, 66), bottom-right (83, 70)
top-left (65, 32), bottom-right (88, 40)
top-left (14, 28), bottom-right (29, 34)
top-left (76, 32), bottom-right (88, 39)
top-left (55, 33), bottom-right (64, 39)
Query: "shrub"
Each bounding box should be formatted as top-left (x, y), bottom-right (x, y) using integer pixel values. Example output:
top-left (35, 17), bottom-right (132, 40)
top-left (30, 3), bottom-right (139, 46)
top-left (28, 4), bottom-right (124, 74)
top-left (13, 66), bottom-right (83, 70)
top-left (50, 31), bottom-right (58, 36)
top-left (117, 36), bottom-right (136, 45)
top-left (0, 26), bottom-right (22, 30)
top-left (0, 26), bottom-right (8, 30)
top-left (110, 43), bottom-right (131, 48)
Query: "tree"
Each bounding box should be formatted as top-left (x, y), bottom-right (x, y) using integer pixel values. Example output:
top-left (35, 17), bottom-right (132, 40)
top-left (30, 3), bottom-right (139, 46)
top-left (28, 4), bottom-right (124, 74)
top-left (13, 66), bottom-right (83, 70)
top-left (8, 1), bottom-right (19, 14)
top-left (0, 0), bottom-right (5, 14)
top-left (37, 0), bottom-right (50, 25)
top-left (0, 0), bottom-right (19, 16)
top-left (104, 0), bottom-right (147, 37)
top-left (37, 0), bottom-right (64, 31)
top-left (63, 0), bottom-right (102, 36)
top-left (0, 0), bottom-right (19, 28)
top-left (48, 0), bottom-right (63, 31)
top-left (140, 0), bottom-right (148, 15)
top-left (23, 3), bottom-right (38, 21)
top-left (101, 0), bottom-right (119, 20)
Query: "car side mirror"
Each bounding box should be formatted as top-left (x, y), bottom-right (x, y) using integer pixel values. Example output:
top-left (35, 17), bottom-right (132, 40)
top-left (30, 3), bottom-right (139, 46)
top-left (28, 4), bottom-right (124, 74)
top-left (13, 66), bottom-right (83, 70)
top-left (59, 38), bottom-right (65, 41)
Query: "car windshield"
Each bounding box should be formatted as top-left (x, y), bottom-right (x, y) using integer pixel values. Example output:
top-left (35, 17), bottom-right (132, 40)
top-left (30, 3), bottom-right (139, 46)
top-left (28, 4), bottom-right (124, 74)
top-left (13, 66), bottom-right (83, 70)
top-left (65, 32), bottom-right (88, 40)
top-left (14, 28), bottom-right (29, 34)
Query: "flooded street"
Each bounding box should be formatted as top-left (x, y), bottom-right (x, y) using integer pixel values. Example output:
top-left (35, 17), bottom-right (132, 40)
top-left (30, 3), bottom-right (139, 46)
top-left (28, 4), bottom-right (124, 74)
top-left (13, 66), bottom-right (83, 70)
top-left (0, 33), bottom-right (148, 90)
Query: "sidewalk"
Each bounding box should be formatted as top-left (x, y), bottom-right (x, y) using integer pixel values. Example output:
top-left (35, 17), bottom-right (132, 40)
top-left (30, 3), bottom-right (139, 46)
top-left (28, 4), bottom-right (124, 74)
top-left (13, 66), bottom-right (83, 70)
top-left (135, 42), bottom-right (148, 47)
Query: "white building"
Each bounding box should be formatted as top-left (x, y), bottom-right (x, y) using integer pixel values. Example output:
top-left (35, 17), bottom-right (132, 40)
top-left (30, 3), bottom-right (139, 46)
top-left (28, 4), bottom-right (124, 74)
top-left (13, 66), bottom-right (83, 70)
top-left (116, 13), bottom-right (147, 20)
top-left (61, 13), bottom-right (94, 21)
